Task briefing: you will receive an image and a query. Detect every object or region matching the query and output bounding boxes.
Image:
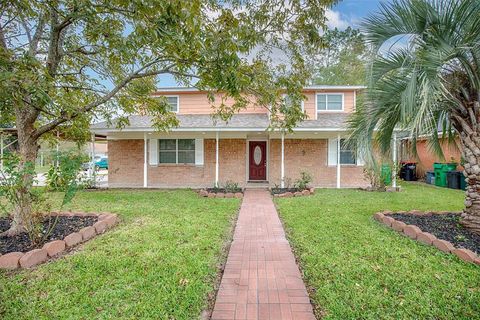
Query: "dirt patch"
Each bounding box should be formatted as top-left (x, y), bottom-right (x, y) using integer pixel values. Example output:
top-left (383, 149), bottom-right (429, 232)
top-left (0, 215), bottom-right (97, 254)
top-left (389, 213), bottom-right (480, 254)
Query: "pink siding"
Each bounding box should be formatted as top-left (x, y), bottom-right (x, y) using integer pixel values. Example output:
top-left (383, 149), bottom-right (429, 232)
top-left (153, 89), bottom-right (357, 116)
top-left (152, 92), bottom-right (268, 114)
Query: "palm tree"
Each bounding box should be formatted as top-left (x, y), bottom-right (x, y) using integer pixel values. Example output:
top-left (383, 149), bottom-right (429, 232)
top-left (349, 0), bottom-right (480, 234)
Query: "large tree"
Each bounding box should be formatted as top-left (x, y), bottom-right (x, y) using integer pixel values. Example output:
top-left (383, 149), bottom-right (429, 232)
top-left (349, 0), bottom-right (480, 233)
top-left (0, 0), bottom-right (336, 235)
top-left (313, 27), bottom-right (369, 85)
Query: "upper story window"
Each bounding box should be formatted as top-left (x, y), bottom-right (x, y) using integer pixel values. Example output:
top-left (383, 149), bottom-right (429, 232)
top-left (282, 94), bottom-right (304, 112)
top-left (159, 139), bottom-right (195, 164)
top-left (316, 93), bottom-right (344, 113)
top-left (165, 96), bottom-right (179, 113)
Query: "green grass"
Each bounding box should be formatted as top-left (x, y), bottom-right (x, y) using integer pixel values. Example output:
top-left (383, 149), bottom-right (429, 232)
top-left (0, 189), bottom-right (239, 319)
top-left (275, 182), bottom-right (480, 320)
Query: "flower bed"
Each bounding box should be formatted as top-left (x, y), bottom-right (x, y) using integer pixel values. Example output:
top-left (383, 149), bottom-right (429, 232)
top-left (198, 189), bottom-right (243, 199)
top-left (374, 210), bottom-right (480, 266)
top-left (271, 187), bottom-right (315, 197)
top-left (0, 212), bottom-right (118, 270)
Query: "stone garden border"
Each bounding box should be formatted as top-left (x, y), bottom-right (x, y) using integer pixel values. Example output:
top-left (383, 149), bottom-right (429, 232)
top-left (374, 210), bottom-right (480, 266)
top-left (272, 187), bottom-right (315, 198)
top-left (0, 212), bottom-right (118, 270)
top-left (198, 190), bottom-right (243, 199)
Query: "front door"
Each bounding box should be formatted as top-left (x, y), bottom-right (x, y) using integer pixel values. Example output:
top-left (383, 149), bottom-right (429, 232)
top-left (249, 141), bottom-right (267, 181)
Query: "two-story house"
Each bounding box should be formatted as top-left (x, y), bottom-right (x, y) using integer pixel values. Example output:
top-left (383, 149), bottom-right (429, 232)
top-left (90, 86), bottom-right (369, 188)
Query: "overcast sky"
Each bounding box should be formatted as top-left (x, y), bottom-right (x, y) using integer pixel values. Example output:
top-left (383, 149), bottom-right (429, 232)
top-left (158, 0), bottom-right (386, 87)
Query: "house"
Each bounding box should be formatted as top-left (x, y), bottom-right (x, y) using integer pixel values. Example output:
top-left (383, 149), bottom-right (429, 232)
top-left (90, 86), bottom-right (369, 188)
top-left (400, 135), bottom-right (462, 178)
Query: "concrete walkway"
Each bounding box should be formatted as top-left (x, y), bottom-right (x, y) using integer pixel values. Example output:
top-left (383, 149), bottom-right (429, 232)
top-left (211, 189), bottom-right (316, 320)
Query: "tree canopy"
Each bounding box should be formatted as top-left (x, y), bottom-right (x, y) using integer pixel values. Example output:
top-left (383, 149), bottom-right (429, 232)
top-left (313, 27), bottom-right (369, 86)
top-left (0, 0), bottom-right (336, 140)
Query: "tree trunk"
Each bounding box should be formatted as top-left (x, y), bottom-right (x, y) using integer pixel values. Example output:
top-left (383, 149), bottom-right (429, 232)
top-left (1, 106), bottom-right (39, 236)
top-left (459, 130), bottom-right (480, 235)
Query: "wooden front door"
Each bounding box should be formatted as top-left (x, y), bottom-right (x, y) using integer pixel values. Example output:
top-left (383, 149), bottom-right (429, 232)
top-left (249, 141), bottom-right (267, 181)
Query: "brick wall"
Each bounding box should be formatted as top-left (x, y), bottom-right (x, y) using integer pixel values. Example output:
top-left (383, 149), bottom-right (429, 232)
top-left (109, 138), bottom-right (368, 188)
top-left (269, 139), bottom-right (368, 188)
top-left (109, 139), bottom-right (246, 188)
top-left (108, 140), bottom-right (144, 187)
top-left (401, 138), bottom-right (462, 177)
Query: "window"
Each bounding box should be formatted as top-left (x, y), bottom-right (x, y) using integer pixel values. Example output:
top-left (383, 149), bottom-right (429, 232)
top-left (340, 139), bottom-right (356, 165)
top-left (155, 96), bottom-right (179, 113)
top-left (316, 93), bottom-right (343, 113)
top-left (282, 94), bottom-right (304, 112)
top-left (166, 96), bottom-right (179, 113)
top-left (159, 139), bottom-right (195, 164)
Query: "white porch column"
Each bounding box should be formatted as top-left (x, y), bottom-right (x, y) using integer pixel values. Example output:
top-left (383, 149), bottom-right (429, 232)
top-left (90, 133), bottom-right (96, 187)
top-left (392, 132), bottom-right (397, 188)
top-left (215, 131), bottom-right (219, 187)
top-left (143, 133), bottom-right (148, 188)
top-left (336, 134), bottom-right (341, 188)
top-left (281, 132), bottom-right (285, 188)
top-left (0, 134), bottom-right (3, 172)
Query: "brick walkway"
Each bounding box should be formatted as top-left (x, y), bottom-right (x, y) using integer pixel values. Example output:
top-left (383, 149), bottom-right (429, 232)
top-left (211, 189), bottom-right (315, 320)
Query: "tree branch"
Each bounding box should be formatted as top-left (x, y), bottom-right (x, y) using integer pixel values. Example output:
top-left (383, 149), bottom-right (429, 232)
top-left (33, 60), bottom-right (177, 138)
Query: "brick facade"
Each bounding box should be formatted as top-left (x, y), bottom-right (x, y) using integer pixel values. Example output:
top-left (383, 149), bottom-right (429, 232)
top-left (400, 138), bottom-right (462, 177)
top-left (109, 138), bottom-right (368, 188)
top-left (269, 139), bottom-right (368, 188)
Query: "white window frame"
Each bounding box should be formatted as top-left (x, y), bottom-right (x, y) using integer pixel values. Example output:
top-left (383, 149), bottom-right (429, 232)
top-left (315, 93), bottom-right (344, 118)
top-left (282, 94), bottom-right (305, 112)
top-left (158, 138), bottom-right (195, 164)
top-left (339, 138), bottom-right (357, 165)
top-left (155, 95), bottom-right (180, 113)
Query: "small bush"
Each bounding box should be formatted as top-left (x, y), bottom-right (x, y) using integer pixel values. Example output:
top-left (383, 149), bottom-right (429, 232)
top-left (294, 171), bottom-right (312, 191)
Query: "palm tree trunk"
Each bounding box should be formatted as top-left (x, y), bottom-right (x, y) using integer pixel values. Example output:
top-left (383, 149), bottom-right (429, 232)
top-left (459, 129), bottom-right (480, 235)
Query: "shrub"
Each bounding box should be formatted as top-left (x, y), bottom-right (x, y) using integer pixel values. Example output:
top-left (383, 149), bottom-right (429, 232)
top-left (294, 171), bottom-right (312, 191)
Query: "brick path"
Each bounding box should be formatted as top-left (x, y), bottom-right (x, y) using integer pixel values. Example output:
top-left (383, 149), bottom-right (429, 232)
top-left (211, 189), bottom-right (316, 320)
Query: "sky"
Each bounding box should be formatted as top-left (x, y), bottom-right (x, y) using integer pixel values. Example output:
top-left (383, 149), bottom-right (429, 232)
top-left (159, 0), bottom-right (387, 87)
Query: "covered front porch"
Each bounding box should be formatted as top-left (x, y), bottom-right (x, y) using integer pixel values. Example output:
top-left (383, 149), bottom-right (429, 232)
top-left (99, 129), bottom-right (369, 189)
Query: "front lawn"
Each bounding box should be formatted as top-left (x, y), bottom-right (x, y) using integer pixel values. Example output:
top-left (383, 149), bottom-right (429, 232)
top-left (276, 183), bottom-right (480, 319)
top-left (0, 189), bottom-right (239, 319)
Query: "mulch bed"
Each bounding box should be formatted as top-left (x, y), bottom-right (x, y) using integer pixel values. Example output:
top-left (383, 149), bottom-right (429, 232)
top-left (270, 188), bottom-right (301, 195)
top-left (206, 188), bottom-right (243, 194)
top-left (390, 213), bottom-right (480, 254)
top-left (0, 215), bottom-right (97, 255)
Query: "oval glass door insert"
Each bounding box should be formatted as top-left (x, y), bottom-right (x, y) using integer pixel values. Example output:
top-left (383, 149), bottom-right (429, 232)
top-left (254, 146), bottom-right (262, 165)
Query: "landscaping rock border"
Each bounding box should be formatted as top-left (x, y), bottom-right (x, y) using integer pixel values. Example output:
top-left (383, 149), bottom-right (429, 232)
top-left (198, 189), bottom-right (243, 199)
top-left (0, 212), bottom-right (118, 270)
top-left (373, 210), bottom-right (480, 266)
top-left (272, 187), bottom-right (315, 198)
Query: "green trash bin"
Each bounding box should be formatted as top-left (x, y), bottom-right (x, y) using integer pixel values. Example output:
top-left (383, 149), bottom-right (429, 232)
top-left (433, 163), bottom-right (443, 187)
top-left (437, 163), bottom-right (457, 187)
top-left (460, 172), bottom-right (467, 190)
top-left (381, 164), bottom-right (391, 185)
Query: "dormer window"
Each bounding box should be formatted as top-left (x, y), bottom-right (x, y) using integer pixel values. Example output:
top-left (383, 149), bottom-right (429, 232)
top-left (316, 93), bottom-right (343, 114)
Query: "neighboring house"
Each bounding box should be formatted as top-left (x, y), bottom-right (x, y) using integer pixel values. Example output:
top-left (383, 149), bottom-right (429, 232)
top-left (90, 86), bottom-right (369, 188)
top-left (400, 135), bottom-right (462, 177)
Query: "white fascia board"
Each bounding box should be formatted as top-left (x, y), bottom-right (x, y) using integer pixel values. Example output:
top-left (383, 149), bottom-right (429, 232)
top-left (154, 85), bottom-right (367, 93)
top-left (90, 127), bottom-right (352, 134)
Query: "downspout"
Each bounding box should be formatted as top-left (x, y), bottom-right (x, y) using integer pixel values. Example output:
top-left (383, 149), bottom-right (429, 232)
top-left (281, 132), bottom-right (285, 188)
top-left (215, 131), bottom-right (219, 188)
top-left (144, 132), bottom-right (147, 188)
top-left (392, 132), bottom-right (397, 189)
top-left (337, 134), bottom-right (341, 188)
